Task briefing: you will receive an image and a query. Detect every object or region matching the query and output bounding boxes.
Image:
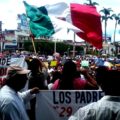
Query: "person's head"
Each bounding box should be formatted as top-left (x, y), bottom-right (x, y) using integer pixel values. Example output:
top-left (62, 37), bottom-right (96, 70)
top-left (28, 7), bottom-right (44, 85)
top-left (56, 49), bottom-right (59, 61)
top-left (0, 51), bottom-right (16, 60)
top-left (54, 63), bottom-right (63, 73)
top-left (5, 65), bottom-right (30, 91)
top-left (27, 58), bottom-right (43, 73)
top-left (96, 66), bottom-right (120, 96)
top-left (62, 60), bottom-right (77, 78)
top-left (95, 66), bottom-right (108, 85)
top-left (59, 60), bottom-right (77, 89)
top-left (51, 71), bottom-right (62, 83)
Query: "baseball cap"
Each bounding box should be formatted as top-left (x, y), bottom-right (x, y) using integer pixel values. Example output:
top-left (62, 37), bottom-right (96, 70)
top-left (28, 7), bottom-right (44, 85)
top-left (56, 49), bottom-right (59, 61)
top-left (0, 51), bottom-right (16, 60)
top-left (7, 65), bottom-right (30, 77)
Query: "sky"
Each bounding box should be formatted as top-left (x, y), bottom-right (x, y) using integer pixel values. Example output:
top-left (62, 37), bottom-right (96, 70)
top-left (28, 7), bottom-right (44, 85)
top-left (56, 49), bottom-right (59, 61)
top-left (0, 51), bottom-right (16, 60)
top-left (0, 0), bottom-right (120, 41)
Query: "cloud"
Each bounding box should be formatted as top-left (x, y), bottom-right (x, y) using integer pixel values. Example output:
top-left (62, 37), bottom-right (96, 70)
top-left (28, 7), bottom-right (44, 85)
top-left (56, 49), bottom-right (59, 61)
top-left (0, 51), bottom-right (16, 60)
top-left (1, 0), bottom-right (120, 42)
top-left (0, 0), bottom-right (25, 29)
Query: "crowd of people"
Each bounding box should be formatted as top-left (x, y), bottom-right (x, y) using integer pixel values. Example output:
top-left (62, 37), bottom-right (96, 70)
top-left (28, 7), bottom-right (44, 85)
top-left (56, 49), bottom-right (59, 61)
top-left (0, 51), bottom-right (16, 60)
top-left (1, 51), bottom-right (120, 120)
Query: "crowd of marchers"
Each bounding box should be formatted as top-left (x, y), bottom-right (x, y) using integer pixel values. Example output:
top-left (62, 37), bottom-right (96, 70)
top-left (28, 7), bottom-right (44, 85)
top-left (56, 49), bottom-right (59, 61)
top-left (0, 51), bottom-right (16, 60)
top-left (1, 51), bottom-right (120, 120)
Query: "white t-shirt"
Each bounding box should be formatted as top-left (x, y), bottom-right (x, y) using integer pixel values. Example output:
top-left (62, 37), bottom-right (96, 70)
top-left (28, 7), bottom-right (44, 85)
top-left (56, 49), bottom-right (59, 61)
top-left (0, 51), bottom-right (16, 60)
top-left (0, 85), bottom-right (31, 120)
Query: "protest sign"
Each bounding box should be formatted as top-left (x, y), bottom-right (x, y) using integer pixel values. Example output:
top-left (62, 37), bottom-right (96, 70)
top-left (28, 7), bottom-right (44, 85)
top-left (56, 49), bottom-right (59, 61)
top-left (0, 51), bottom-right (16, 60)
top-left (50, 60), bottom-right (57, 67)
top-left (0, 57), bottom-right (27, 87)
top-left (81, 60), bottom-right (89, 67)
top-left (36, 90), bottom-right (104, 120)
top-left (0, 57), bottom-right (10, 86)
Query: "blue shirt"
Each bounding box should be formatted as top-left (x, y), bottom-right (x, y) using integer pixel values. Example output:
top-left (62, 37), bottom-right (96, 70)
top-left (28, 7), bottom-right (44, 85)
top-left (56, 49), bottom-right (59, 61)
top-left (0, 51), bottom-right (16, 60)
top-left (0, 85), bottom-right (30, 120)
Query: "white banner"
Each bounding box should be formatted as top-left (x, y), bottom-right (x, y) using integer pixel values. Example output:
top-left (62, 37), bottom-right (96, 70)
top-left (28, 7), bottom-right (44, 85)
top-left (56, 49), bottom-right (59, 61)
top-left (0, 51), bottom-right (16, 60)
top-left (0, 57), bottom-right (27, 86)
top-left (36, 90), bottom-right (104, 120)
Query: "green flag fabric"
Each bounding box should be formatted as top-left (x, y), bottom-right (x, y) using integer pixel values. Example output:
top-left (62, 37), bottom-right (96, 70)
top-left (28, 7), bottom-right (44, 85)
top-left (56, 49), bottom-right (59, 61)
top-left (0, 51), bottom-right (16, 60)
top-left (24, 1), bottom-right (54, 37)
top-left (23, 1), bottom-right (82, 38)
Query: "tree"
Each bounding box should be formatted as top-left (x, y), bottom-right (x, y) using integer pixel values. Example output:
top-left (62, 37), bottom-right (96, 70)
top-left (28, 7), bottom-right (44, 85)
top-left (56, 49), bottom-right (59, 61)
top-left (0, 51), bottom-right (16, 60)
top-left (100, 8), bottom-right (113, 42)
top-left (84, 0), bottom-right (99, 6)
top-left (24, 40), bottom-right (83, 55)
top-left (112, 13), bottom-right (120, 44)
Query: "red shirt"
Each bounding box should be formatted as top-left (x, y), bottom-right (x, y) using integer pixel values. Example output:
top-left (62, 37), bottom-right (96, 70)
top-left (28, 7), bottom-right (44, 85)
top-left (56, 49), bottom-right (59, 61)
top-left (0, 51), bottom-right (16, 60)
top-left (52, 78), bottom-right (87, 90)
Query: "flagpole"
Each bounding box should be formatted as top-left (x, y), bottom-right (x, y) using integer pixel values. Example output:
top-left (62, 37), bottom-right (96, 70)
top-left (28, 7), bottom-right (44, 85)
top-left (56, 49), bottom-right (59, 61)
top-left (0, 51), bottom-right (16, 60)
top-left (73, 32), bottom-right (76, 58)
top-left (30, 35), bottom-right (37, 55)
top-left (0, 21), bottom-right (3, 53)
top-left (25, 4), bottom-right (37, 55)
top-left (54, 40), bottom-right (56, 53)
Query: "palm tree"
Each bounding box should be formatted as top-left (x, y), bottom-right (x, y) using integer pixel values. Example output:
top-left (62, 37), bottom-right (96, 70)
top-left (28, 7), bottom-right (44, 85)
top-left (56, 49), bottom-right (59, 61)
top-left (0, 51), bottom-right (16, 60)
top-left (112, 13), bottom-right (120, 44)
top-left (84, 0), bottom-right (99, 6)
top-left (100, 8), bottom-right (113, 42)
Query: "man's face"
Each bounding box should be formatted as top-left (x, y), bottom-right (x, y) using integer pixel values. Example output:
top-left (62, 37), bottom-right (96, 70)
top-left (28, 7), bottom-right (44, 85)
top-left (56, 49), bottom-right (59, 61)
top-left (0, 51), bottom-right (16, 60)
top-left (15, 74), bottom-right (28, 91)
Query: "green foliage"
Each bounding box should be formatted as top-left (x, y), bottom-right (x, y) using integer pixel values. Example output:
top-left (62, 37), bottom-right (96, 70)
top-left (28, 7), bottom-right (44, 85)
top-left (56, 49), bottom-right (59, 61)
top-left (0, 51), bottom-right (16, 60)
top-left (23, 39), bottom-right (83, 55)
top-left (100, 8), bottom-right (113, 42)
top-left (100, 8), bottom-right (113, 21)
top-left (100, 8), bottom-right (113, 15)
top-left (84, 0), bottom-right (99, 6)
top-left (86, 49), bottom-right (99, 55)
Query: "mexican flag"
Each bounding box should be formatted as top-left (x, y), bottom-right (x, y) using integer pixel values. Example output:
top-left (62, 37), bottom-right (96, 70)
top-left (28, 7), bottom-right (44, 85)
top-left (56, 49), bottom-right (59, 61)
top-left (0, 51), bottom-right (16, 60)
top-left (24, 1), bottom-right (102, 49)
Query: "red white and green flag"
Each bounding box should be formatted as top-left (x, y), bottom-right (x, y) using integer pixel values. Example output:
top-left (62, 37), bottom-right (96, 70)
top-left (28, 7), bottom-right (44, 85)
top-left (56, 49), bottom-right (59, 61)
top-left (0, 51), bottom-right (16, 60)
top-left (24, 1), bottom-right (102, 49)
top-left (23, 1), bottom-right (82, 37)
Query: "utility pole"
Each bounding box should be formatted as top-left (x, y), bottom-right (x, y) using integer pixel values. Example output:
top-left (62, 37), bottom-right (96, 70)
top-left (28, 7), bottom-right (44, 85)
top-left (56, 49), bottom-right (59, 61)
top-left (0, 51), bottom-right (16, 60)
top-left (0, 21), bottom-right (3, 53)
top-left (54, 40), bottom-right (56, 53)
top-left (72, 32), bottom-right (76, 58)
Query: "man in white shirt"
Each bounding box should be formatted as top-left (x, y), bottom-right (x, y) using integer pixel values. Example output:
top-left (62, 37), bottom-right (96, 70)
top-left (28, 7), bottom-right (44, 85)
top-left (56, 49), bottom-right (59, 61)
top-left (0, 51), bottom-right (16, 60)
top-left (0, 65), bottom-right (39, 120)
top-left (68, 66), bottom-right (120, 120)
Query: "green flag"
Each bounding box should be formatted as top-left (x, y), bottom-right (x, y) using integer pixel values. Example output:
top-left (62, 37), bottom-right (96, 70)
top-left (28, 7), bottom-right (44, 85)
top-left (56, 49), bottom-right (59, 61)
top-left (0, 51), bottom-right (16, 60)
top-left (23, 1), bottom-right (82, 38)
top-left (24, 1), bottom-right (55, 38)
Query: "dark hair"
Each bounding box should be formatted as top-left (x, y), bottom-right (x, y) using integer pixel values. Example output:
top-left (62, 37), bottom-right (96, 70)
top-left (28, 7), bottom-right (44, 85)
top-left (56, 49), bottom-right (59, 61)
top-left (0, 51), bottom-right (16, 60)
top-left (96, 66), bottom-right (120, 95)
top-left (51, 71), bottom-right (62, 83)
top-left (59, 60), bottom-right (77, 89)
top-left (95, 66), bottom-right (108, 85)
top-left (28, 58), bottom-right (43, 74)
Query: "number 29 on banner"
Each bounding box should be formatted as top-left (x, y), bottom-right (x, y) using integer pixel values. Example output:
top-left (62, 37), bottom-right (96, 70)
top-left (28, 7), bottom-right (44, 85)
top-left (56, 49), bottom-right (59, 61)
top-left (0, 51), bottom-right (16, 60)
top-left (53, 106), bottom-right (73, 117)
